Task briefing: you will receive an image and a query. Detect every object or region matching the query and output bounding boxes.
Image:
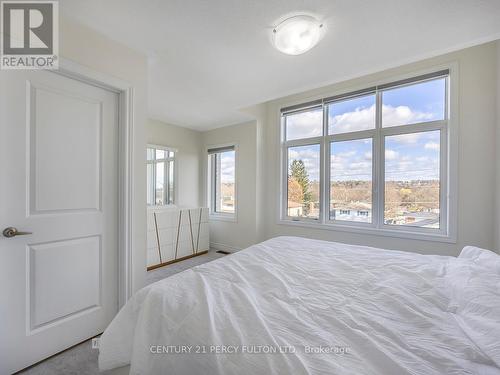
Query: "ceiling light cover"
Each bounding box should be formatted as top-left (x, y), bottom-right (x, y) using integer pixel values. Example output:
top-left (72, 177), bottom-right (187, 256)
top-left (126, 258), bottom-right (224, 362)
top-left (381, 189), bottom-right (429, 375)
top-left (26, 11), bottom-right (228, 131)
top-left (273, 15), bottom-right (324, 55)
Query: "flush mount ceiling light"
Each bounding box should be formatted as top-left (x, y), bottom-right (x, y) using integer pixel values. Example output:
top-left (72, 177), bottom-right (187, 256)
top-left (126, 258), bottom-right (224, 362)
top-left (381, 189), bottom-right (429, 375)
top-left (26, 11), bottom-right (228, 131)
top-left (272, 15), bottom-right (324, 55)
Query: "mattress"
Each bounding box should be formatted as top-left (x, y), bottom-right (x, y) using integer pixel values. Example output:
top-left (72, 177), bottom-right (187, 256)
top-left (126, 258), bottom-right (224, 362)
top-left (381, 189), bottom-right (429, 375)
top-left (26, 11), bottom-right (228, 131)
top-left (99, 236), bottom-right (500, 374)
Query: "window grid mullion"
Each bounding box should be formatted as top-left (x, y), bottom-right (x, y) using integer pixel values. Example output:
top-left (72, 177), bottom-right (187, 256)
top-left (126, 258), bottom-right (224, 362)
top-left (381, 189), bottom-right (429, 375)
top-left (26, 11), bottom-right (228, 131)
top-left (164, 160), bottom-right (169, 205)
top-left (215, 154), bottom-right (220, 213)
top-left (375, 89), bottom-right (383, 229)
top-left (153, 162), bottom-right (157, 205)
top-left (212, 155), bottom-right (217, 213)
top-left (319, 139), bottom-right (326, 224)
top-left (380, 120), bottom-right (446, 137)
top-left (153, 151), bottom-right (157, 206)
top-left (326, 129), bottom-right (376, 143)
top-left (378, 133), bottom-right (386, 230)
top-left (282, 147), bottom-right (286, 220)
top-left (321, 103), bottom-right (329, 224)
top-left (323, 138), bottom-right (329, 223)
top-left (439, 127), bottom-right (448, 233)
top-left (284, 136), bottom-right (323, 148)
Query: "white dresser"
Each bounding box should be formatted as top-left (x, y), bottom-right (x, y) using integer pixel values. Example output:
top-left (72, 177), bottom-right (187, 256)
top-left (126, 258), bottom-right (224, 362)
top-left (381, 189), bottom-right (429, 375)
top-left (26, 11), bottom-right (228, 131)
top-left (147, 206), bottom-right (209, 269)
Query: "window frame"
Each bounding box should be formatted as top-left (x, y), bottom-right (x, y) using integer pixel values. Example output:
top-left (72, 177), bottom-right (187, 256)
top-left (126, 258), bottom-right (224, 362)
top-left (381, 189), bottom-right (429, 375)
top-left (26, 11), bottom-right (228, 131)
top-left (146, 144), bottom-right (176, 206)
top-left (207, 143), bottom-right (238, 222)
top-left (279, 66), bottom-right (458, 243)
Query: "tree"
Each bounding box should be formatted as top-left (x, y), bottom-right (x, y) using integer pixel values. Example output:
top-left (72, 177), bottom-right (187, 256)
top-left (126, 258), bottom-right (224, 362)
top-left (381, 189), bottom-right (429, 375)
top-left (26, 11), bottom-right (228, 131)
top-left (290, 159), bottom-right (311, 214)
top-left (288, 177), bottom-right (303, 204)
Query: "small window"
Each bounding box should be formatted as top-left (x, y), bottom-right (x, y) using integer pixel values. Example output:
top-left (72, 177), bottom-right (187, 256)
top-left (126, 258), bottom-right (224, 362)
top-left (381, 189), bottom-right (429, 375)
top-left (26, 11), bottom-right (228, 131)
top-left (208, 146), bottom-right (236, 216)
top-left (146, 146), bottom-right (175, 206)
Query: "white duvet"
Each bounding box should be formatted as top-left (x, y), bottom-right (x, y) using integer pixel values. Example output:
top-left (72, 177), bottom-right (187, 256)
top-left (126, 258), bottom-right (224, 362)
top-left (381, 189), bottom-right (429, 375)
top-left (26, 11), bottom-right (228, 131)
top-left (99, 237), bottom-right (500, 375)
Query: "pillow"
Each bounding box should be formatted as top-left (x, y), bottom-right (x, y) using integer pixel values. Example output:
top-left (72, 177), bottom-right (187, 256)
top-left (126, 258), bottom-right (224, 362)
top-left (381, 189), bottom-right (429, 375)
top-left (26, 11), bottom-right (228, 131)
top-left (459, 246), bottom-right (500, 275)
top-left (447, 259), bottom-right (500, 367)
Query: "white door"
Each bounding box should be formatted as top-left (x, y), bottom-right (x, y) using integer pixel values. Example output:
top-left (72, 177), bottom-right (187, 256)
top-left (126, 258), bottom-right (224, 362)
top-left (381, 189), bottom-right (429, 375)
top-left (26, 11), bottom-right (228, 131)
top-left (0, 69), bottom-right (119, 374)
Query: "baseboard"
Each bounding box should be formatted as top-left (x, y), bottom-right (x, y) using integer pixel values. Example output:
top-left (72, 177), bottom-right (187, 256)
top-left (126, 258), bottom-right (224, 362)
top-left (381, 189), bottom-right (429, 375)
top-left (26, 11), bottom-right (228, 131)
top-left (209, 242), bottom-right (242, 253)
top-left (146, 250), bottom-right (209, 271)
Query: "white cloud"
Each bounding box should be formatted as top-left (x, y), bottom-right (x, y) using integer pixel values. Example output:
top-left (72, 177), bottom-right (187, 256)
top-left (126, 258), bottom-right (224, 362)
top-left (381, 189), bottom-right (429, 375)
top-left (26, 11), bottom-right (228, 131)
top-left (338, 150), bottom-right (357, 158)
top-left (424, 142), bottom-right (440, 151)
top-left (329, 105), bottom-right (375, 133)
top-left (286, 110), bottom-right (322, 139)
top-left (391, 132), bottom-right (421, 144)
top-left (385, 149), bottom-right (399, 160)
top-left (348, 161), bottom-right (371, 171)
top-left (381, 104), bottom-right (435, 127)
top-left (385, 156), bottom-right (440, 181)
top-left (328, 104), bottom-right (436, 135)
top-left (330, 149), bottom-right (372, 181)
top-left (220, 154), bottom-right (235, 183)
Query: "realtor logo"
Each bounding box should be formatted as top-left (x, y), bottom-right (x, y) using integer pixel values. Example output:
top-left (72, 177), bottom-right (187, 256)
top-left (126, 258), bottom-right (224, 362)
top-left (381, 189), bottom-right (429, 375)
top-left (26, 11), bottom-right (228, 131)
top-left (1, 1), bottom-right (58, 69)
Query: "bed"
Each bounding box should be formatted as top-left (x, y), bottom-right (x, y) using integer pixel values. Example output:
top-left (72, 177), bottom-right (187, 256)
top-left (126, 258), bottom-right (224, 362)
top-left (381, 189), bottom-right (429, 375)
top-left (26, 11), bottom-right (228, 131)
top-left (99, 236), bottom-right (500, 375)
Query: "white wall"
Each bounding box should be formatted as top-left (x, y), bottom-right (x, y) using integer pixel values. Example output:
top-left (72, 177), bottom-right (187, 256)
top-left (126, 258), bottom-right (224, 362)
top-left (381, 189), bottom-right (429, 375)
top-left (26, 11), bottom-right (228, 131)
top-left (60, 18), bottom-right (148, 291)
top-left (142, 41), bottom-right (499, 257)
top-left (202, 121), bottom-right (258, 251)
top-left (241, 104), bottom-right (268, 243)
top-left (259, 42), bottom-right (498, 256)
top-left (146, 119), bottom-right (203, 208)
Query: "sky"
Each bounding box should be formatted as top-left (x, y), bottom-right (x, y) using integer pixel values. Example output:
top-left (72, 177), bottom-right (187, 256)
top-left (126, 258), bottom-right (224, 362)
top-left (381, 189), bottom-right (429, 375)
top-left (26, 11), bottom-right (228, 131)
top-left (219, 150), bottom-right (235, 183)
top-left (330, 139), bottom-right (372, 181)
top-left (385, 130), bottom-right (440, 181)
top-left (286, 78), bottom-right (444, 182)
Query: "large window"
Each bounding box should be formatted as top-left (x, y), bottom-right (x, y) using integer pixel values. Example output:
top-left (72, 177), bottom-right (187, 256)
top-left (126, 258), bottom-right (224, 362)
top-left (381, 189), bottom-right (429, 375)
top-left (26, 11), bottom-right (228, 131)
top-left (281, 70), bottom-right (451, 238)
top-left (208, 145), bottom-right (236, 217)
top-left (147, 145), bottom-right (175, 206)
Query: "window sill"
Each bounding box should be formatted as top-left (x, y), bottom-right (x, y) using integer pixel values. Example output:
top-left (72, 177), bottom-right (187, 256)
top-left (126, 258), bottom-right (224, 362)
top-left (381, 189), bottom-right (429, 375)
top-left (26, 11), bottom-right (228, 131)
top-left (277, 219), bottom-right (456, 244)
top-left (147, 204), bottom-right (177, 208)
top-left (210, 213), bottom-right (237, 223)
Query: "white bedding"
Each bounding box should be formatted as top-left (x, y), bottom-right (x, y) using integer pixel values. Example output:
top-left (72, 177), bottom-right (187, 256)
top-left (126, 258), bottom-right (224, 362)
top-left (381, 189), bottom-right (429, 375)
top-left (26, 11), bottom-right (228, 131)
top-left (99, 236), bottom-right (500, 375)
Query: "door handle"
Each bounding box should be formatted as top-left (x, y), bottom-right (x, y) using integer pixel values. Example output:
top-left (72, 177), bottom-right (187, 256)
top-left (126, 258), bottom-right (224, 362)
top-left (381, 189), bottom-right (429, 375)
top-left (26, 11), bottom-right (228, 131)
top-left (2, 227), bottom-right (32, 238)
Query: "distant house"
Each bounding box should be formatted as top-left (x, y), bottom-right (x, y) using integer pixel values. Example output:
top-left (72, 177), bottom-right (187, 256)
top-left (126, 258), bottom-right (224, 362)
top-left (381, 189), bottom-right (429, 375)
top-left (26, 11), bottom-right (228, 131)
top-left (222, 195), bottom-right (234, 211)
top-left (287, 200), bottom-right (303, 217)
top-left (387, 211), bottom-right (439, 228)
top-left (330, 201), bottom-right (372, 222)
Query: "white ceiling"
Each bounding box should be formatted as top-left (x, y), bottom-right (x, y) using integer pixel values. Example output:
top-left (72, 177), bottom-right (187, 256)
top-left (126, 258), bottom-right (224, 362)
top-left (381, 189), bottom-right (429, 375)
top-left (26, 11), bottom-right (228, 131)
top-left (61, 0), bottom-right (500, 131)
